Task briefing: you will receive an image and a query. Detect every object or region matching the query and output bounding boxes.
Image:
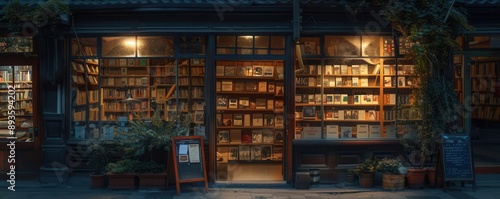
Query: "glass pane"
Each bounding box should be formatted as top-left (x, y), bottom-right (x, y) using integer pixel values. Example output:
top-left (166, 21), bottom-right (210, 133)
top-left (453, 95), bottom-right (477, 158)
top-left (255, 36), bottom-right (269, 48)
top-left (102, 36), bottom-right (136, 57)
top-left (71, 38), bottom-right (97, 56)
top-left (0, 65), bottom-right (34, 142)
top-left (382, 36), bottom-right (395, 56)
top-left (0, 37), bottom-right (33, 53)
top-left (137, 36), bottom-right (174, 57)
top-left (217, 36), bottom-right (236, 47)
top-left (179, 36), bottom-right (205, 55)
top-left (325, 36), bottom-right (360, 56)
top-left (71, 58), bottom-right (100, 140)
top-left (237, 48), bottom-right (253, 55)
top-left (470, 35), bottom-right (500, 48)
top-left (299, 37), bottom-right (320, 55)
top-left (237, 36), bottom-right (254, 48)
top-left (254, 49), bottom-right (268, 55)
top-left (398, 37), bottom-right (413, 55)
top-left (362, 36), bottom-right (381, 57)
top-left (271, 36), bottom-right (285, 49)
top-left (270, 49), bottom-right (285, 55)
top-left (217, 48), bottom-right (235, 54)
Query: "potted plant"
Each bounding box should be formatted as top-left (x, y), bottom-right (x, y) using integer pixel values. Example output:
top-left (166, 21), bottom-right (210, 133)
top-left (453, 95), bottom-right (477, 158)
top-left (352, 155), bottom-right (378, 188)
top-left (108, 111), bottom-right (192, 189)
top-left (377, 157), bottom-right (407, 191)
top-left (86, 141), bottom-right (114, 189)
top-left (399, 124), bottom-right (437, 188)
top-left (341, 0), bottom-right (472, 190)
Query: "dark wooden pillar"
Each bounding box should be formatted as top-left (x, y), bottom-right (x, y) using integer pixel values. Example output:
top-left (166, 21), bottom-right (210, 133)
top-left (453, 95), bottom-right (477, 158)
top-left (37, 31), bottom-right (68, 183)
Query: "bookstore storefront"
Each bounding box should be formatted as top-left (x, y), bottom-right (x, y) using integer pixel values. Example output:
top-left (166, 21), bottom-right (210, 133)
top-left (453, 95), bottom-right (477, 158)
top-left (3, 1), bottom-right (500, 184)
top-left (69, 34), bottom-right (292, 182)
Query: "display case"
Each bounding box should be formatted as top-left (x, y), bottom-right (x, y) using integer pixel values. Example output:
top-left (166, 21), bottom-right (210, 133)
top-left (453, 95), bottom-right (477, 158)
top-left (469, 57), bottom-right (500, 121)
top-left (294, 35), bottom-right (420, 140)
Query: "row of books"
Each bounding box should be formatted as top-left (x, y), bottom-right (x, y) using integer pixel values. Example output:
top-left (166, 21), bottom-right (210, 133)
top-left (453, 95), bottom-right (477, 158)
top-left (472, 105), bottom-right (500, 120)
top-left (297, 108), bottom-right (378, 121)
top-left (217, 80), bottom-right (284, 94)
top-left (217, 96), bottom-right (284, 110)
top-left (101, 76), bottom-right (148, 86)
top-left (295, 93), bottom-right (380, 105)
top-left (217, 129), bottom-right (284, 144)
top-left (297, 76), bottom-right (373, 87)
top-left (471, 92), bottom-right (500, 104)
top-left (105, 58), bottom-right (148, 67)
top-left (178, 77), bottom-right (203, 86)
top-left (384, 76), bottom-right (416, 87)
top-left (217, 65), bottom-right (277, 77)
top-left (102, 88), bottom-right (148, 98)
top-left (298, 64), bottom-right (376, 75)
top-left (73, 107), bottom-right (99, 121)
top-left (75, 90), bottom-right (98, 105)
top-left (103, 101), bottom-right (148, 111)
top-left (471, 77), bottom-right (498, 92)
top-left (295, 124), bottom-right (398, 139)
top-left (216, 113), bottom-right (284, 128)
top-left (471, 62), bottom-right (498, 76)
top-left (150, 66), bottom-right (176, 76)
top-left (297, 64), bottom-right (414, 76)
top-left (217, 145), bottom-right (283, 162)
top-left (151, 76), bottom-right (176, 85)
top-left (101, 67), bottom-right (148, 76)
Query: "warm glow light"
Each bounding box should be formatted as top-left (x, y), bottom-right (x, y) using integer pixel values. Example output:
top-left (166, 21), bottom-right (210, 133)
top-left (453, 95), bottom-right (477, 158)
top-left (124, 39), bottom-right (136, 47)
top-left (242, 36), bottom-right (253, 39)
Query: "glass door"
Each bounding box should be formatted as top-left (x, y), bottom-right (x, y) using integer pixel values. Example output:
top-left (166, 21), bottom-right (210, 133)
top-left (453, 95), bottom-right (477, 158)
top-left (215, 60), bottom-right (285, 181)
top-left (0, 65), bottom-right (35, 142)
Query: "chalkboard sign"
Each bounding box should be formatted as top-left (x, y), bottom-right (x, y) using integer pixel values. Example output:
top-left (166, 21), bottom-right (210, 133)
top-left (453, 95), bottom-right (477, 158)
top-left (441, 134), bottom-right (475, 182)
top-left (171, 136), bottom-right (208, 195)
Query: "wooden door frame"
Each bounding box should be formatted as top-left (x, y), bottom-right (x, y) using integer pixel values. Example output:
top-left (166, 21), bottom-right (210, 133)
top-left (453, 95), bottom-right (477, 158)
top-left (0, 53), bottom-right (41, 179)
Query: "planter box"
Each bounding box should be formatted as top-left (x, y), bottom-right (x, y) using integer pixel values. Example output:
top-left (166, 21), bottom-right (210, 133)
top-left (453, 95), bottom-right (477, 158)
top-left (358, 173), bottom-right (374, 188)
top-left (382, 174), bottom-right (405, 191)
top-left (137, 172), bottom-right (167, 190)
top-left (106, 173), bottom-right (136, 190)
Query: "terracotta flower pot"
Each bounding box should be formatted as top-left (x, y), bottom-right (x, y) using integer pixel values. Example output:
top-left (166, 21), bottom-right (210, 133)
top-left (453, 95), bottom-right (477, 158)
top-left (89, 174), bottom-right (106, 189)
top-left (406, 168), bottom-right (426, 189)
top-left (427, 168), bottom-right (443, 188)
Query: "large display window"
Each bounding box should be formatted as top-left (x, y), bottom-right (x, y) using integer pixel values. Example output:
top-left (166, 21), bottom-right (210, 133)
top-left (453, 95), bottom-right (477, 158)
top-left (69, 36), bottom-right (206, 141)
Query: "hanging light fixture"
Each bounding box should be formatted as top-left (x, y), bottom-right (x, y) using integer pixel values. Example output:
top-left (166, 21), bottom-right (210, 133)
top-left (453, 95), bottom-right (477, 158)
top-left (118, 85), bottom-right (140, 104)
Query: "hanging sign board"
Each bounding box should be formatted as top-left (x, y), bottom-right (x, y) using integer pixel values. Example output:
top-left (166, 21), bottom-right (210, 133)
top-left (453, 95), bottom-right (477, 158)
top-left (171, 136), bottom-right (208, 195)
top-left (441, 133), bottom-right (476, 191)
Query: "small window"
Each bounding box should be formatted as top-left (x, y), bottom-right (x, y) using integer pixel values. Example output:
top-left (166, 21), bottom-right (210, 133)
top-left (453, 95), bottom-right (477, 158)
top-left (137, 36), bottom-right (174, 57)
top-left (102, 36), bottom-right (136, 57)
top-left (325, 36), bottom-right (360, 57)
top-left (71, 38), bottom-right (97, 56)
top-left (0, 37), bottom-right (33, 53)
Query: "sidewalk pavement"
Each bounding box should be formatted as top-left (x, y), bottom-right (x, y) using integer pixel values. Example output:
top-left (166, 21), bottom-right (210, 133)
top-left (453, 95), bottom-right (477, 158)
top-left (1, 173), bottom-right (499, 199)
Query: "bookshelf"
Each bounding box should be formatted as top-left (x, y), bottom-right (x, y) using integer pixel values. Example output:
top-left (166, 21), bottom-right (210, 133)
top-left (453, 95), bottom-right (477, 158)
top-left (72, 59), bottom-right (100, 123)
top-left (215, 60), bottom-right (285, 167)
top-left (0, 65), bottom-right (34, 142)
top-left (100, 58), bottom-right (149, 121)
top-left (469, 58), bottom-right (500, 121)
top-left (70, 58), bottom-right (206, 140)
top-left (294, 35), bottom-right (419, 141)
